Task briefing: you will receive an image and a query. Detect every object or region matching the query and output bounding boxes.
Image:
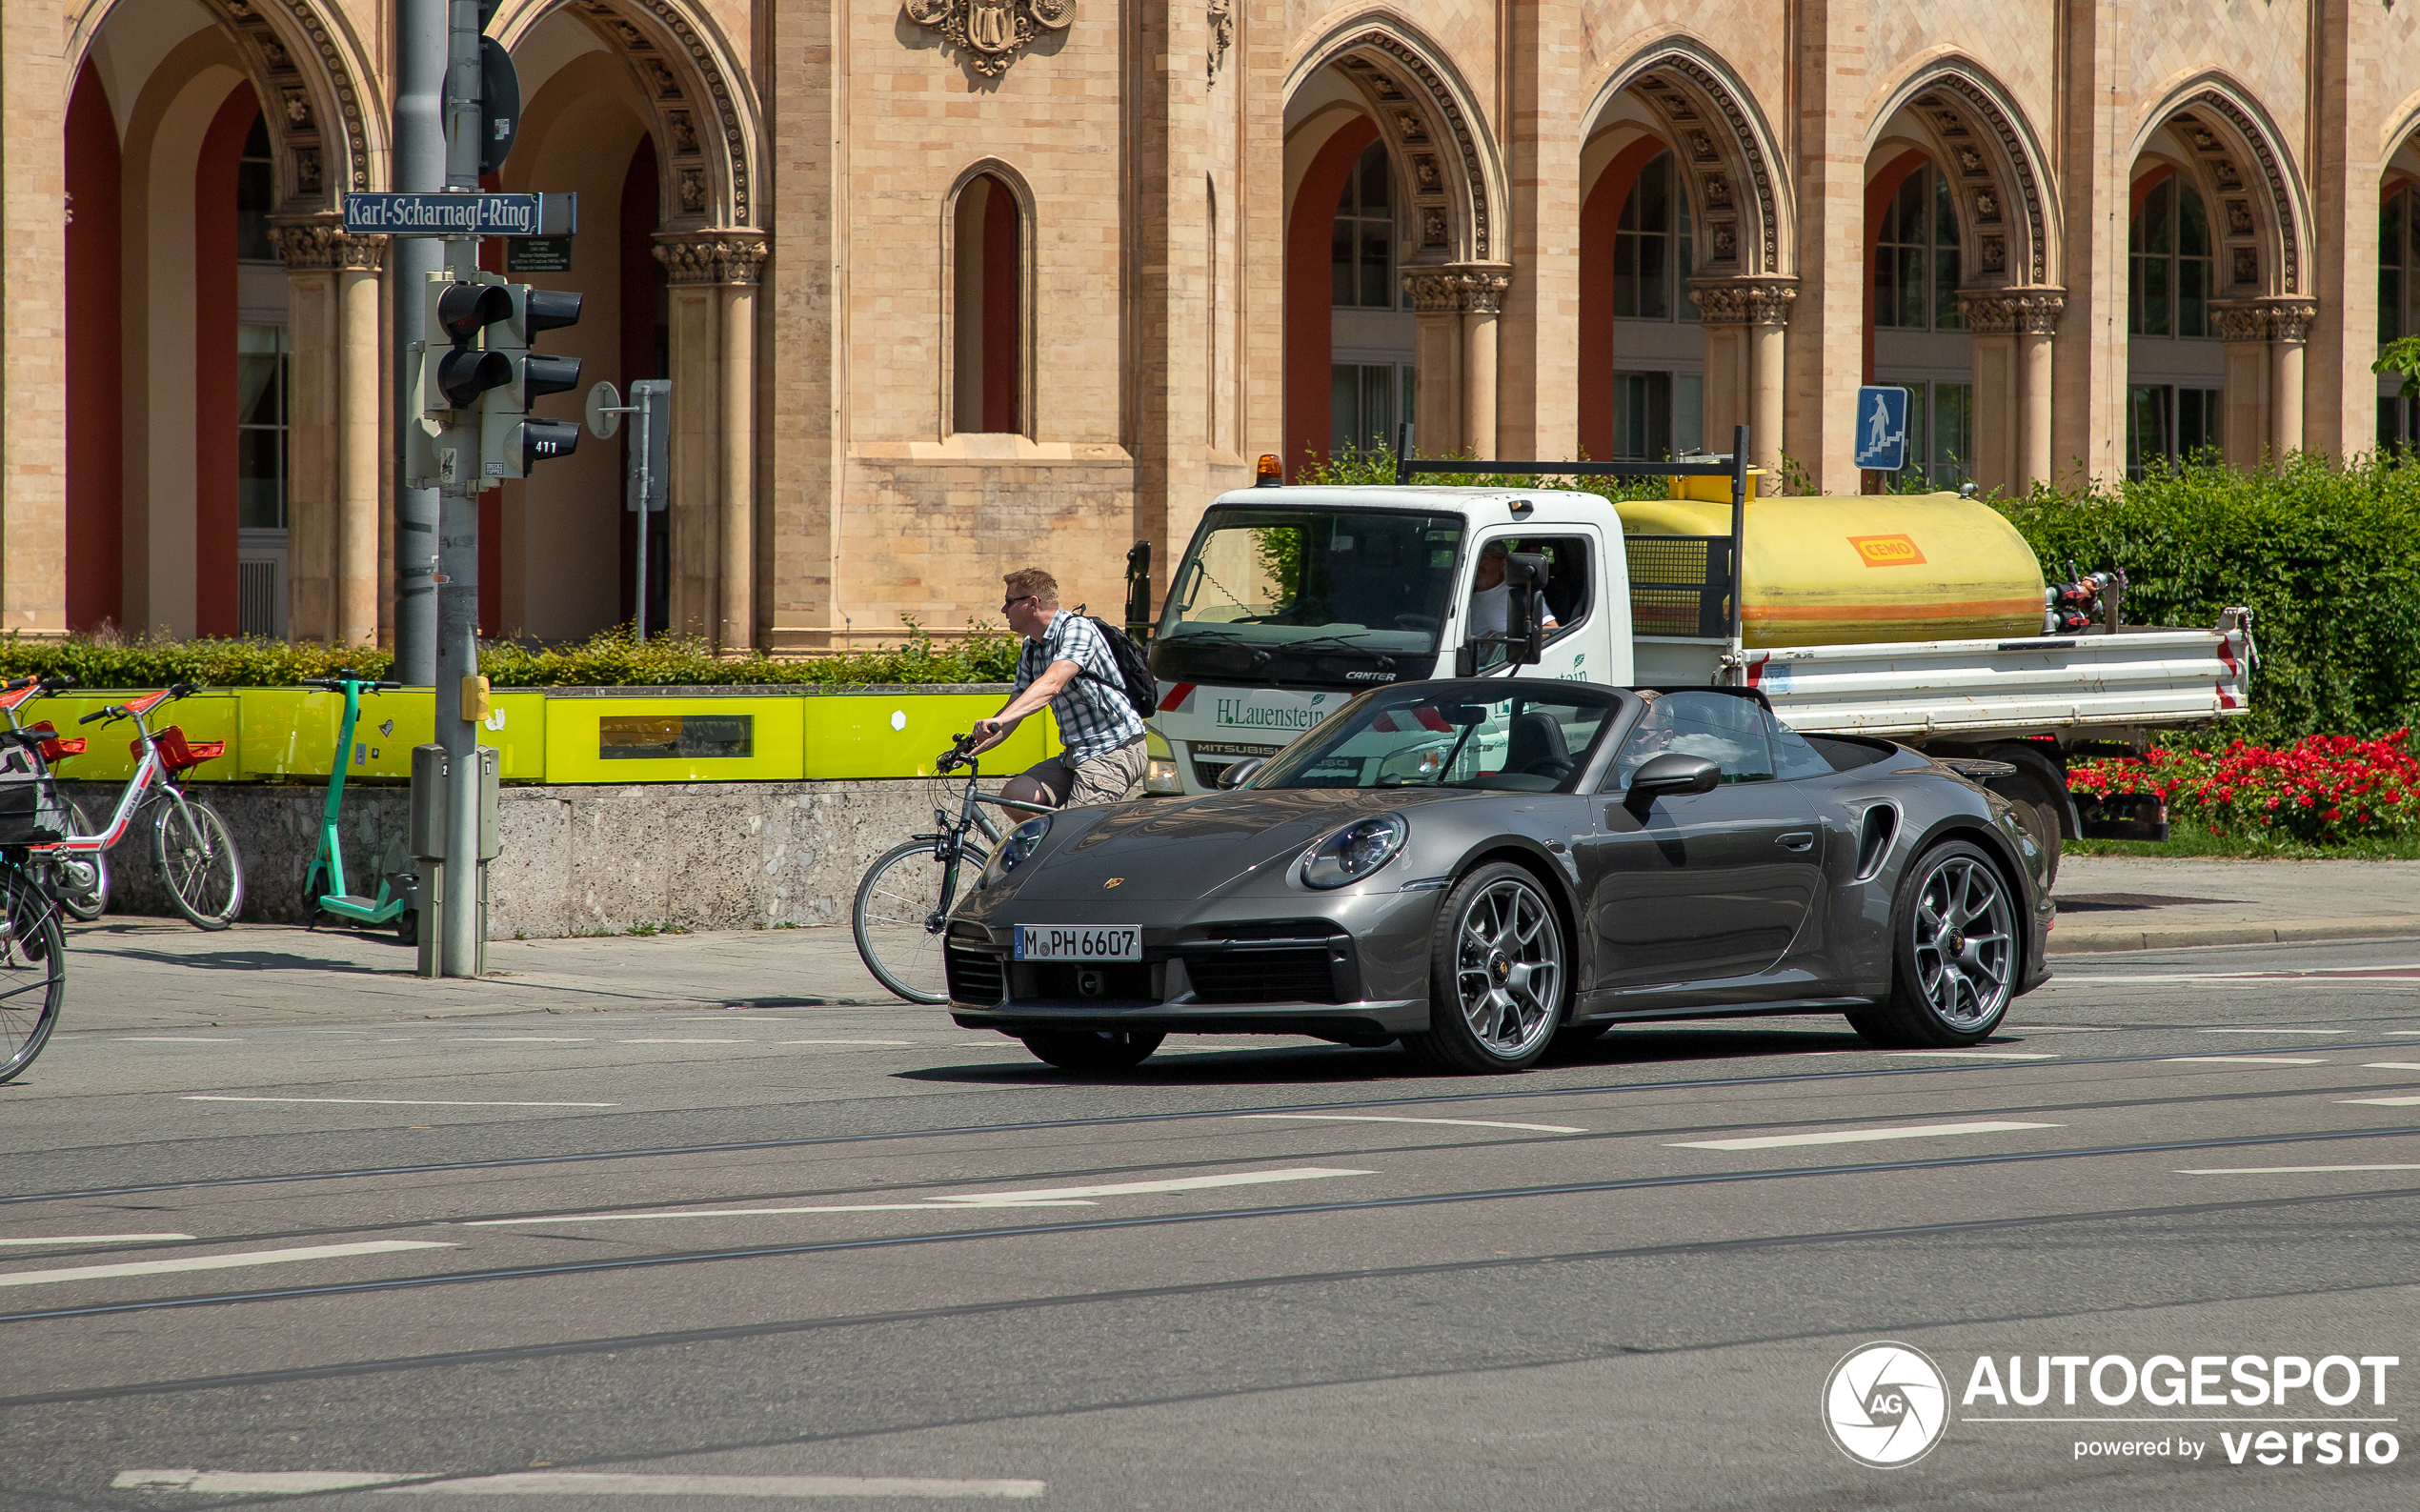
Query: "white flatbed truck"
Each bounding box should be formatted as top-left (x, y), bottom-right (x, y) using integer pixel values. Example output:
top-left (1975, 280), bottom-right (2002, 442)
top-left (1141, 444), bottom-right (2251, 877)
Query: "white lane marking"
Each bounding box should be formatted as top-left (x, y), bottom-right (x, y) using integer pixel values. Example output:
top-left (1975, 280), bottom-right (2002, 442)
top-left (2056, 965), bottom-right (2420, 984)
top-left (2160, 1056), bottom-right (2332, 1066)
top-left (443, 1038), bottom-right (595, 1042)
top-left (0, 1240), bottom-right (454, 1289)
top-left (2341, 1095), bottom-right (2420, 1107)
top-left (0, 1234), bottom-right (193, 1246)
top-left (1670, 1120), bottom-right (2061, 1152)
top-left (2364, 1063), bottom-right (2420, 1071)
top-left (117, 1470), bottom-right (1046, 1499)
top-left (1875, 1051), bottom-right (2057, 1060)
top-left (616, 1038), bottom-right (745, 1045)
top-left (466, 1166), bottom-right (1376, 1226)
top-left (777, 1039), bottom-right (918, 1047)
top-left (1235, 1113), bottom-right (1585, 1134)
top-left (2198, 1028), bottom-right (2349, 1035)
top-left (117, 1038), bottom-right (242, 1043)
top-left (185, 1097), bottom-right (617, 1108)
top-left (2179, 1165), bottom-right (2420, 1175)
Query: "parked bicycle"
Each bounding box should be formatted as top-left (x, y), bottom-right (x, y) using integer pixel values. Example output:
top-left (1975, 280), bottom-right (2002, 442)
top-left (0, 675), bottom-right (108, 920)
top-left (0, 679), bottom-right (77, 1083)
top-left (851, 734), bottom-right (1054, 1005)
top-left (31, 684), bottom-right (245, 931)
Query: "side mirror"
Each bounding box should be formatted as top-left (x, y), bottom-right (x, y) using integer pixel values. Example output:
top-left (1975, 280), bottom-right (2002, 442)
top-left (1505, 553), bottom-right (1548, 666)
top-left (1624, 753), bottom-right (1721, 810)
top-left (1217, 756), bottom-right (1267, 790)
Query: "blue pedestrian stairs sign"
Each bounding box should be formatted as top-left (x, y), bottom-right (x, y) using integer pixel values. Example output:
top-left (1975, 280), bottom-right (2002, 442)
top-left (1854, 385), bottom-right (1910, 473)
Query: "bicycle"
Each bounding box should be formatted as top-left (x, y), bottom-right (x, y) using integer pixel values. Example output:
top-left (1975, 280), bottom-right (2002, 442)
top-left (0, 675), bottom-right (108, 920)
top-left (851, 734), bottom-right (1054, 1005)
top-left (35, 684), bottom-right (246, 931)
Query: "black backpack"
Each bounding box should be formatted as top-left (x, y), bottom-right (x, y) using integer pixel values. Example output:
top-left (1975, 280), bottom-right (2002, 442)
top-left (1079, 615), bottom-right (1160, 720)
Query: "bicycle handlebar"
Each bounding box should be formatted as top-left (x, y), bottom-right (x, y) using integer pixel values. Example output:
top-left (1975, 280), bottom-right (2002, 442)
top-left (934, 731), bottom-right (984, 774)
top-left (77, 707), bottom-right (117, 726)
top-left (40, 675), bottom-right (76, 695)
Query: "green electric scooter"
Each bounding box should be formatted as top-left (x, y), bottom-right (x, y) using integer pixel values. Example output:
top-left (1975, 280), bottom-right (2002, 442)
top-left (299, 673), bottom-right (420, 943)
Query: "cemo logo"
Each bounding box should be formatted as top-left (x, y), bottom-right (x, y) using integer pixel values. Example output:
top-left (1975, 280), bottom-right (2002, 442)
top-left (1848, 533), bottom-right (1928, 567)
top-left (1825, 1342), bottom-right (1951, 1468)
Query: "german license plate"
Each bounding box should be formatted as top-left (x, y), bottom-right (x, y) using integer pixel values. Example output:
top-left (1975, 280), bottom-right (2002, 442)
top-left (1013, 925), bottom-right (1141, 962)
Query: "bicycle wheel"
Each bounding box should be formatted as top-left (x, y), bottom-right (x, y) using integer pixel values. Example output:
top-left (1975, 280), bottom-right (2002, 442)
top-left (0, 865), bottom-right (66, 1085)
top-left (853, 839), bottom-right (981, 1005)
top-left (151, 797), bottom-right (244, 931)
top-left (45, 801), bottom-right (109, 922)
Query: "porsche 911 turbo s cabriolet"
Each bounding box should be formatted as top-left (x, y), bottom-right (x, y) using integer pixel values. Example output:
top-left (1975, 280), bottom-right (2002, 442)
top-left (944, 678), bottom-right (2052, 1074)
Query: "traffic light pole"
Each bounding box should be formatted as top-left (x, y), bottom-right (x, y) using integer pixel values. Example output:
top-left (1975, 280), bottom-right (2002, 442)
top-left (390, 0), bottom-right (444, 687)
top-left (433, 0), bottom-right (486, 978)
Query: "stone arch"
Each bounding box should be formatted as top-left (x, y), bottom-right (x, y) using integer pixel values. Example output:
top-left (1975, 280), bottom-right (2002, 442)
top-left (67, 0), bottom-right (384, 208)
top-left (1866, 56), bottom-right (2058, 291)
top-left (1284, 17), bottom-right (1505, 267)
top-left (1586, 39), bottom-right (1792, 279)
top-left (2378, 91), bottom-right (2420, 167)
top-left (2129, 73), bottom-right (2309, 299)
top-left (492, 0), bottom-right (763, 231)
top-left (939, 160), bottom-right (1039, 439)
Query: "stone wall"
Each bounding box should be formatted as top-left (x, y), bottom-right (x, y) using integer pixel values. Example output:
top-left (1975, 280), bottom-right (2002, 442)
top-left (60, 778), bottom-right (983, 938)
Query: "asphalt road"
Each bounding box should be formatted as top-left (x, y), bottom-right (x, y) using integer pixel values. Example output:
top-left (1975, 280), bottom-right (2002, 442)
top-left (5, 937), bottom-right (2420, 1509)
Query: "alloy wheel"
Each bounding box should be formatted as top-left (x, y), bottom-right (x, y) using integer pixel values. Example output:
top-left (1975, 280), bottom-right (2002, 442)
top-left (1451, 877), bottom-right (1563, 1060)
top-left (1909, 853), bottom-right (2014, 1029)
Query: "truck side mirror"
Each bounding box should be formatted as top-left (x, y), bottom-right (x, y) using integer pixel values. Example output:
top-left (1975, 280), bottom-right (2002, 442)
top-left (1505, 552), bottom-right (1548, 665)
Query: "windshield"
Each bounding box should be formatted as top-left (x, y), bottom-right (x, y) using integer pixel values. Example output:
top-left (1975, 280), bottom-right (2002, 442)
top-left (1249, 683), bottom-right (1626, 794)
top-left (1151, 506), bottom-right (1463, 689)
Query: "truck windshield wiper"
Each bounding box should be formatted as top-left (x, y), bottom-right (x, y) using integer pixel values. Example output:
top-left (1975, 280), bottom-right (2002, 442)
top-left (1278, 635), bottom-right (1395, 669)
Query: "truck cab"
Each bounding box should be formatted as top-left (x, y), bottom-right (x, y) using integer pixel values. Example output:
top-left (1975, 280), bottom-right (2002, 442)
top-left (1145, 486), bottom-right (1630, 794)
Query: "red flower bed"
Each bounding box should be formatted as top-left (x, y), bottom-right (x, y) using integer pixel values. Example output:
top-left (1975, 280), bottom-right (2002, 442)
top-left (2069, 731), bottom-right (2420, 844)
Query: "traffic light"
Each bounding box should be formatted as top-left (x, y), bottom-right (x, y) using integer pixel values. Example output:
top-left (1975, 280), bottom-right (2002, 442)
top-left (406, 271), bottom-right (511, 489)
top-left (478, 285), bottom-right (584, 482)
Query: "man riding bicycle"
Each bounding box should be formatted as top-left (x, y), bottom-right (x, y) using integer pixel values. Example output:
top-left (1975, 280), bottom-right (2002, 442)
top-left (966, 568), bottom-right (1147, 811)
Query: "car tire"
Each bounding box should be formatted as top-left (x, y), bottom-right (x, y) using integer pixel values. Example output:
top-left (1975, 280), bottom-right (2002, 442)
top-left (1018, 1029), bottom-right (1164, 1072)
top-left (1404, 861), bottom-right (1568, 1075)
top-left (1849, 838), bottom-right (2021, 1048)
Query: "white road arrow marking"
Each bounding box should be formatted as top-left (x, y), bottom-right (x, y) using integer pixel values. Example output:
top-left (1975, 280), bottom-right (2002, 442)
top-left (1670, 1120), bottom-right (2060, 1151)
top-left (0, 1240), bottom-right (454, 1289)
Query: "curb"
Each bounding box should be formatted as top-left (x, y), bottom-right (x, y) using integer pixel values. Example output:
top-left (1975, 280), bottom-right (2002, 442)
top-left (2047, 916), bottom-right (2420, 955)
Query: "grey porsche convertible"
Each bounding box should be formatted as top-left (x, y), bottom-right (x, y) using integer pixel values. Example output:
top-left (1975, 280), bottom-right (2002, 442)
top-left (945, 678), bottom-right (2052, 1075)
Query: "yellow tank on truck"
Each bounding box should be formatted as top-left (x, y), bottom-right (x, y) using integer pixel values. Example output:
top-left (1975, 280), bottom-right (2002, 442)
top-left (1614, 492), bottom-right (2047, 648)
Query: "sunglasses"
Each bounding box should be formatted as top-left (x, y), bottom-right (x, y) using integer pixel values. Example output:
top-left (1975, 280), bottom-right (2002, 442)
top-left (1001, 593), bottom-right (1038, 614)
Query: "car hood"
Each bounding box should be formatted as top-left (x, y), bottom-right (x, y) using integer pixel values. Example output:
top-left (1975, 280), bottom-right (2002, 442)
top-left (1002, 788), bottom-right (1487, 902)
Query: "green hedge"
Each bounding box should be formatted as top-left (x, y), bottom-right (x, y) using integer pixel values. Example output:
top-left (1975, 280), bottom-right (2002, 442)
top-left (1999, 454), bottom-right (2420, 745)
top-left (0, 620), bottom-right (1020, 691)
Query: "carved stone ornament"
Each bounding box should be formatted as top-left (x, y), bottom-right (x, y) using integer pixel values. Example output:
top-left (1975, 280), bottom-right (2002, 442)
top-left (1955, 288), bottom-right (2064, 335)
top-left (902, 0), bottom-right (1073, 77)
top-left (270, 217), bottom-right (386, 272)
top-left (1207, 0), bottom-right (1232, 79)
top-left (654, 230), bottom-right (770, 287)
top-left (1687, 276), bottom-right (1797, 327)
top-left (2211, 297), bottom-right (2316, 344)
top-left (1400, 265), bottom-right (1512, 315)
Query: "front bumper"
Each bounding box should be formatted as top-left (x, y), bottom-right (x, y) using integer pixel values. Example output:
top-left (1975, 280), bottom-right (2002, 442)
top-left (943, 892), bottom-right (1439, 1040)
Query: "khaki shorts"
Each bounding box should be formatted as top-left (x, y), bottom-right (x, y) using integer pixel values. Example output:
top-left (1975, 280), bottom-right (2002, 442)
top-left (1018, 737), bottom-right (1148, 809)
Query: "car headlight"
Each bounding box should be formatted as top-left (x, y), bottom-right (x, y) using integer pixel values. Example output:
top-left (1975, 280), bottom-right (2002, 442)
top-left (1144, 756), bottom-right (1182, 795)
top-left (980, 816), bottom-right (1050, 888)
top-left (1301, 814), bottom-right (1407, 889)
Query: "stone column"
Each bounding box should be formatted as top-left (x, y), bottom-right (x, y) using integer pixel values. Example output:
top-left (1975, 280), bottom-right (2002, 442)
top-left (1958, 288), bottom-right (2062, 497)
top-left (335, 237), bottom-right (386, 648)
top-left (272, 220), bottom-right (386, 646)
top-left (1451, 263), bottom-right (1511, 461)
top-left (1691, 277), bottom-right (1797, 471)
top-left (654, 231), bottom-right (768, 649)
top-left (2212, 297), bottom-right (2317, 463)
top-left (1402, 270), bottom-right (1468, 455)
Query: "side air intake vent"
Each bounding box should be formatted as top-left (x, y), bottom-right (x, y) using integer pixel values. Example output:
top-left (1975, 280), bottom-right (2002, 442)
top-left (1854, 803), bottom-right (1899, 882)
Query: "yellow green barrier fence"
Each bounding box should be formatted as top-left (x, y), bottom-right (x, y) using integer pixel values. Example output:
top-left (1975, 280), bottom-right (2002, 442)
top-left (14, 686), bottom-right (1055, 784)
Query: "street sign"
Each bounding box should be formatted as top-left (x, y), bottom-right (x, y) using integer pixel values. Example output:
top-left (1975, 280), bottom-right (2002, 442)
top-left (343, 192), bottom-right (575, 237)
top-left (1854, 385), bottom-right (1911, 473)
top-left (507, 235), bottom-right (572, 272)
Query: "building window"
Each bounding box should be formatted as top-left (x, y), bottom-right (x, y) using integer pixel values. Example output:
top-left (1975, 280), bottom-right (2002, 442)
top-left (951, 173), bottom-right (1021, 434)
top-left (236, 112), bottom-right (275, 263)
top-left (2127, 384), bottom-right (2221, 475)
top-left (2383, 188), bottom-right (2418, 345)
top-left (2128, 176), bottom-right (2212, 339)
top-left (1884, 380), bottom-right (1973, 489)
top-left (1874, 165), bottom-right (1965, 332)
top-left (1613, 151), bottom-right (1697, 322)
top-left (236, 323), bottom-right (289, 530)
top-left (1331, 362), bottom-right (1414, 459)
top-left (1610, 371), bottom-right (1704, 461)
top-left (1331, 143), bottom-right (1396, 310)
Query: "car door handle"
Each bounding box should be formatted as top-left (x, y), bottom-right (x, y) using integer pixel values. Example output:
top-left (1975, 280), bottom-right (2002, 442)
top-left (1777, 832), bottom-right (1816, 853)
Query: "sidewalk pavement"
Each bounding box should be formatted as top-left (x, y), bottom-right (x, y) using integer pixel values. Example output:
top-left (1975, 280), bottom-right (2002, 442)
top-left (44, 856), bottom-right (2420, 1034)
top-left (2048, 855), bottom-right (2420, 954)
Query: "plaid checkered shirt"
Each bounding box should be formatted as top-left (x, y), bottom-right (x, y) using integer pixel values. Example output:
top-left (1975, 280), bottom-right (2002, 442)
top-left (1016, 612), bottom-right (1146, 764)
